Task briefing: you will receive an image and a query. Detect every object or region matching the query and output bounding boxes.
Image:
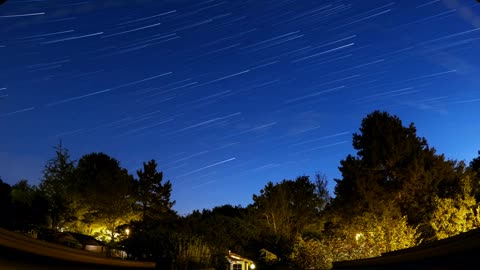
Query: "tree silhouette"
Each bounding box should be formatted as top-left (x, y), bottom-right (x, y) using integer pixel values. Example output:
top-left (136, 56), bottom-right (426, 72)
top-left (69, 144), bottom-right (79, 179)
top-left (39, 142), bottom-right (76, 230)
top-left (136, 159), bottom-right (174, 222)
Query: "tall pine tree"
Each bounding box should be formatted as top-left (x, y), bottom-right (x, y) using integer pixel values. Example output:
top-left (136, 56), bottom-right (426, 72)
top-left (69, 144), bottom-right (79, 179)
top-left (136, 159), bottom-right (175, 222)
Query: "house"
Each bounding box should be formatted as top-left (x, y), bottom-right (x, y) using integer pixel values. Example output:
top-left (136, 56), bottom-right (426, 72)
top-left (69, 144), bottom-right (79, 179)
top-left (53, 232), bottom-right (106, 253)
top-left (111, 248), bottom-right (128, 259)
top-left (226, 251), bottom-right (255, 270)
top-left (52, 232), bottom-right (83, 249)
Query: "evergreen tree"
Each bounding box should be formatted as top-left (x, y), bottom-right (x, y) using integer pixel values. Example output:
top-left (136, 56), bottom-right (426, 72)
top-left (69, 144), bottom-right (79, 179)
top-left (136, 159), bottom-right (175, 222)
top-left (39, 142), bottom-right (76, 230)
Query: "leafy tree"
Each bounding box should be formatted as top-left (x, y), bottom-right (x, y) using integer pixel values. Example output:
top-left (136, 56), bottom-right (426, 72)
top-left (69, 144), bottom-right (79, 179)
top-left (333, 110), bottom-right (467, 240)
top-left (183, 205), bottom-right (257, 268)
top-left (334, 111), bottom-right (431, 213)
top-left (253, 175), bottom-right (329, 237)
top-left (252, 175), bottom-right (330, 260)
top-left (430, 175), bottom-right (480, 240)
top-left (10, 180), bottom-right (49, 231)
top-left (171, 232), bottom-right (212, 270)
top-left (307, 201), bottom-right (419, 269)
top-left (136, 159), bottom-right (175, 222)
top-left (430, 196), bottom-right (480, 240)
top-left (73, 152), bottom-right (139, 243)
top-left (123, 213), bottom-right (178, 262)
top-left (39, 142), bottom-right (76, 230)
top-left (289, 236), bottom-right (327, 270)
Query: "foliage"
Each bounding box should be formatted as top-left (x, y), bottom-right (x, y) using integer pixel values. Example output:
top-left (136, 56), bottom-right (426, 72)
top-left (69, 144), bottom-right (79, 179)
top-left (314, 202), bottom-right (419, 269)
top-left (172, 233), bottom-right (212, 270)
top-left (9, 180), bottom-right (49, 231)
top-left (289, 236), bottom-right (330, 270)
top-left (73, 152), bottom-right (139, 242)
top-left (333, 110), bottom-right (467, 241)
top-left (170, 205), bottom-right (258, 269)
top-left (260, 248), bottom-right (280, 265)
top-left (39, 142), bottom-right (76, 230)
top-left (251, 175), bottom-right (330, 263)
top-left (430, 176), bottom-right (480, 240)
top-left (253, 175), bottom-right (329, 238)
top-left (136, 159), bottom-right (175, 221)
top-left (6, 110), bottom-right (480, 268)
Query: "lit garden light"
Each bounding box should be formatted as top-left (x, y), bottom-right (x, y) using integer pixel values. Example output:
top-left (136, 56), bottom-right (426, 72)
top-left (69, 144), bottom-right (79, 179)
top-left (125, 228), bottom-right (130, 236)
top-left (249, 264), bottom-right (256, 270)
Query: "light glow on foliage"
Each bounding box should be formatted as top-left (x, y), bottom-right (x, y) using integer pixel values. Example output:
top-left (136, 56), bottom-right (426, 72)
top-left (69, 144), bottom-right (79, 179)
top-left (430, 177), bottom-right (480, 240)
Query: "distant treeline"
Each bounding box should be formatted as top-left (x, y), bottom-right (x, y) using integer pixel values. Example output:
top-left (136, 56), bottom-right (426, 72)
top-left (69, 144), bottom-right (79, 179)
top-left (1, 110), bottom-right (480, 270)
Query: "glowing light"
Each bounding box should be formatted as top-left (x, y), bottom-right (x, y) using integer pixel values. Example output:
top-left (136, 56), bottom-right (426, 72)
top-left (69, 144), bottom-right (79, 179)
top-left (355, 233), bottom-right (363, 241)
top-left (125, 228), bottom-right (130, 236)
top-left (250, 264), bottom-right (256, 270)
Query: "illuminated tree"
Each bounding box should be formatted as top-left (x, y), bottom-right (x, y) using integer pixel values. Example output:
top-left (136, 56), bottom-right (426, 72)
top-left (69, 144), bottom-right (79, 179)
top-left (73, 153), bottom-right (139, 243)
top-left (333, 110), bottom-right (467, 240)
top-left (334, 111), bottom-right (432, 213)
top-left (300, 202), bottom-right (419, 270)
top-left (260, 248), bottom-right (280, 265)
top-left (430, 176), bottom-right (480, 240)
top-left (290, 236), bottom-right (331, 270)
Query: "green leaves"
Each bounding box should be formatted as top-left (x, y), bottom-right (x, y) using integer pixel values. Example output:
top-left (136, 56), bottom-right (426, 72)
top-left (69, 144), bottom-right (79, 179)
top-left (430, 176), bottom-right (480, 240)
top-left (71, 152), bottom-right (139, 242)
top-left (333, 110), bottom-right (472, 241)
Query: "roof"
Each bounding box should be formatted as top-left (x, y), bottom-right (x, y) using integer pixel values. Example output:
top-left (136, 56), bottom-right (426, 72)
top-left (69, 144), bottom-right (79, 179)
top-left (69, 232), bottom-right (104, 246)
top-left (0, 227), bottom-right (156, 268)
top-left (54, 232), bottom-right (104, 247)
top-left (226, 251), bottom-right (254, 264)
top-left (54, 233), bottom-right (82, 248)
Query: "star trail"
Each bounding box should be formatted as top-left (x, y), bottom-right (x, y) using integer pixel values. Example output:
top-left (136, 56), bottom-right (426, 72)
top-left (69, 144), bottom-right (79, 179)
top-left (1, 0), bottom-right (480, 214)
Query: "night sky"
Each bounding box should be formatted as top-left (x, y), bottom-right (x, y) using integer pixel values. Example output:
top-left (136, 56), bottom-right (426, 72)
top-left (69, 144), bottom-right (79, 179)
top-left (1, 0), bottom-right (480, 215)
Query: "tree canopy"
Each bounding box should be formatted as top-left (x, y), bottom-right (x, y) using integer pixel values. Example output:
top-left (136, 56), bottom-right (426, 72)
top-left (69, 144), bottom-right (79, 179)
top-left (39, 142), bottom-right (76, 230)
top-left (2, 110), bottom-right (480, 270)
top-left (73, 152), bottom-right (138, 242)
top-left (333, 110), bottom-right (471, 239)
top-left (136, 159), bottom-right (175, 222)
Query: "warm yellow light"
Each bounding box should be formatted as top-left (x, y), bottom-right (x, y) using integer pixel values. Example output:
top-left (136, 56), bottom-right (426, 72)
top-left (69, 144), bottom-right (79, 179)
top-left (125, 228), bottom-right (130, 236)
top-left (355, 233), bottom-right (363, 241)
top-left (250, 264), bottom-right (255, 270)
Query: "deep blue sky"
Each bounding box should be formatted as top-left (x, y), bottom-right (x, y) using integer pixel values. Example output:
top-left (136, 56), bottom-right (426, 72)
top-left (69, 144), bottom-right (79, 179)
top-left (1, 0), bottom-right (480, 215)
